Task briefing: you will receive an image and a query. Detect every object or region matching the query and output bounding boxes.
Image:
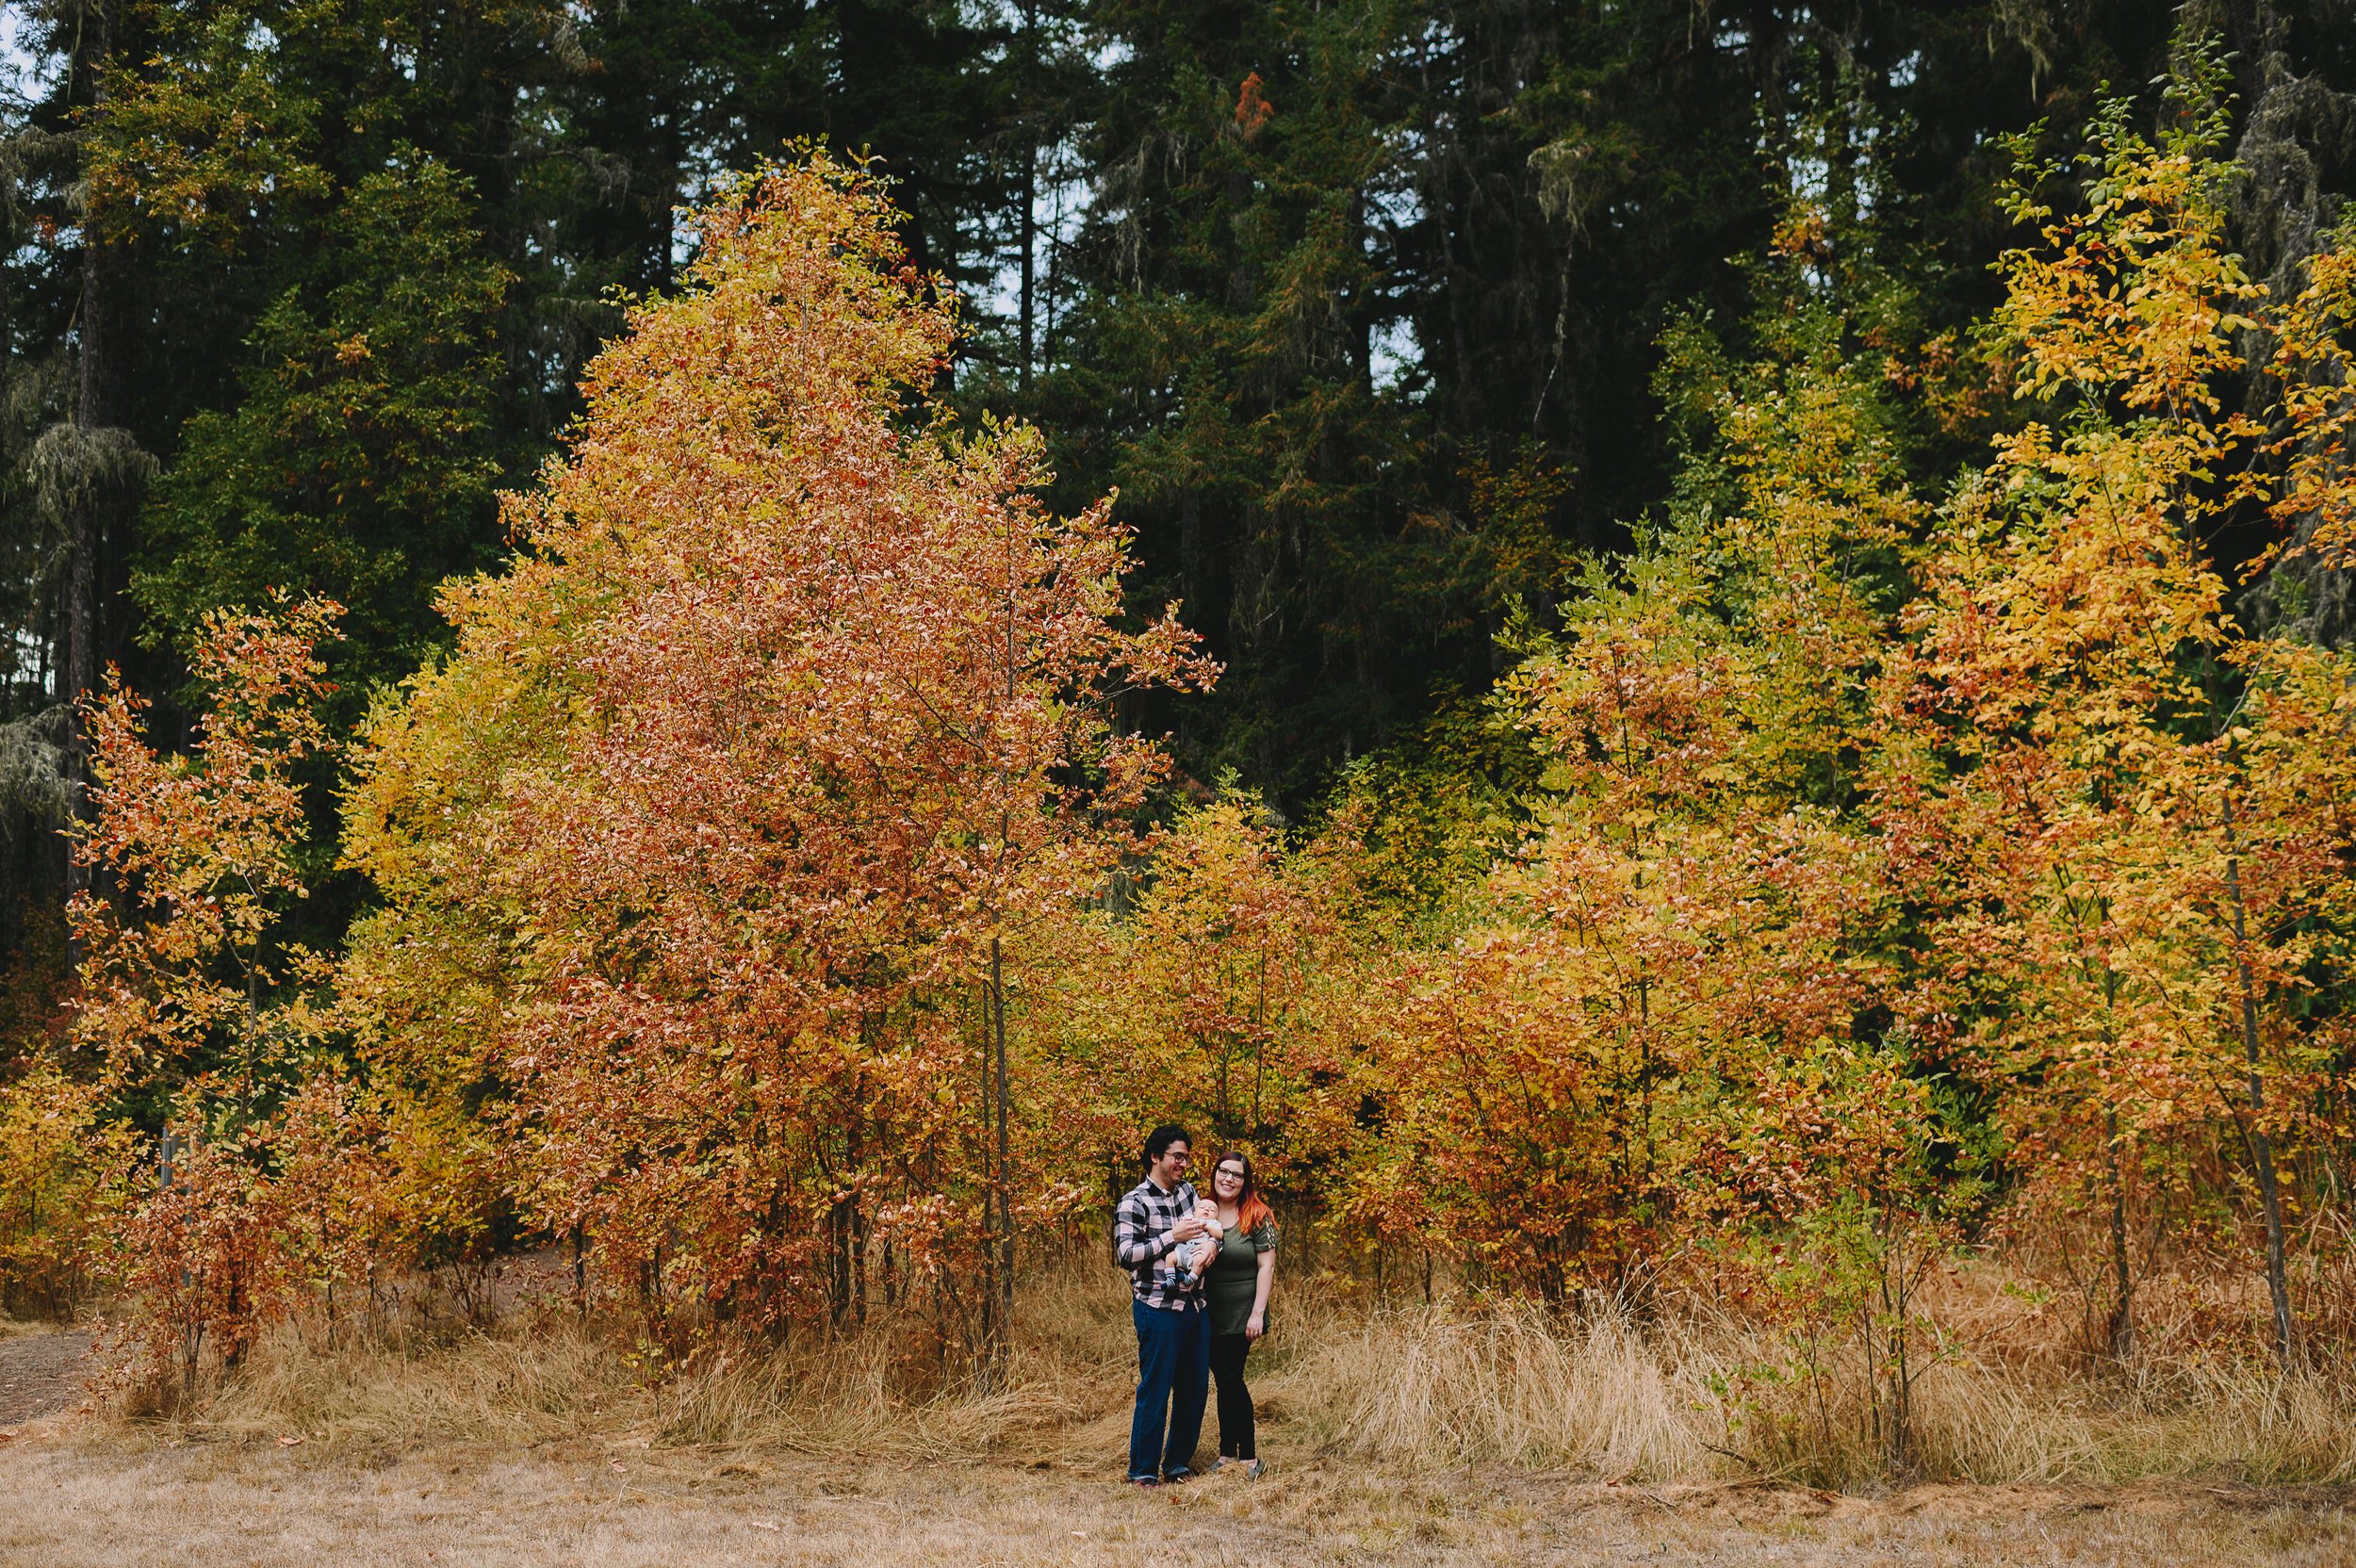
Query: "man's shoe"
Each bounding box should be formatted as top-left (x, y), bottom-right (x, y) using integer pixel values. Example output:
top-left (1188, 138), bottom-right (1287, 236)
top-left (1126, 1474), bottom-right (1160, 1487)
top-left (1162, 1466), bottom-right (1194, 1483)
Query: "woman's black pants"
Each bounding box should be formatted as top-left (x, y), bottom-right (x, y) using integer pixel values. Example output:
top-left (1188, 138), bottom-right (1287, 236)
top-left (1209, 1332), bottom-right (1255, 1460)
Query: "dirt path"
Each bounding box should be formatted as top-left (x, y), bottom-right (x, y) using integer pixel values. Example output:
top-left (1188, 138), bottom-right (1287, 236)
top-left (0, 1424), bottom-right (2348, 1567)
top-left (0, 1331), bottom-right (91, 1426)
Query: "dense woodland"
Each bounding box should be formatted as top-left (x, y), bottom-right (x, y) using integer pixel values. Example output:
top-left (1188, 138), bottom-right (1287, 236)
top-left (3, 0), bottom-right (2356, 1478)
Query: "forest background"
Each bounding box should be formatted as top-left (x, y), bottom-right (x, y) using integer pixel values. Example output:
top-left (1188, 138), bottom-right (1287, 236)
top-left (3, 0), bottom-right (2356, 1493)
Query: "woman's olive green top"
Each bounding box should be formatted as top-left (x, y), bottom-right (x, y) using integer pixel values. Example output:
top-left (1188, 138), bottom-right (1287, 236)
top-left (1205, 1216), bottom-right (1278, 1337)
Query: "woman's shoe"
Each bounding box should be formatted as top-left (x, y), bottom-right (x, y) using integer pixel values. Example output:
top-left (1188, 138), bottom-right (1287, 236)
top-left (1241, 1459), bottom-right (1265, 1479)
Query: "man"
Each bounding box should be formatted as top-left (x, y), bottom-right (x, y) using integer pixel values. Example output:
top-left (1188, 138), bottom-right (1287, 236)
top-left (1112, 1122), bottom-right (1215, 1485)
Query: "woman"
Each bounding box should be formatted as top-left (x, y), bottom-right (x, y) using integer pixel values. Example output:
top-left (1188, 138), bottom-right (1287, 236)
top-left (1203, 1151), bottom-right (1277, 1477)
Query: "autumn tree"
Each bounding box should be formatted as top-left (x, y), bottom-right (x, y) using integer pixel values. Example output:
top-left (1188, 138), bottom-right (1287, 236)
top-left (71, 594), bottom-right (340, 1104)
top-left (66, 593), bottom-right (342, 1384)
top-left (1029, 793), bottom-right (1358, 1217)
top-left (1880, 60), bottom-right (2356, 1368)
top-left (0, 1060), bottom-right (132, 1316)
top-left (343, 151), bottom-right (1205, 1356)
top-left (1351, 264), bottom-right (1931, 1310)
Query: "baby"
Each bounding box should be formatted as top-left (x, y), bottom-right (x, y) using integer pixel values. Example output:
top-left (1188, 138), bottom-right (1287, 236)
top-left (1170, 1198), bottom-right (1223, 1279)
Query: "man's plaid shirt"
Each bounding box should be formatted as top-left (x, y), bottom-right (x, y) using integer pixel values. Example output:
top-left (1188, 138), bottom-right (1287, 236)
top-left (1113, 1177), bottom-right (1205, 1310)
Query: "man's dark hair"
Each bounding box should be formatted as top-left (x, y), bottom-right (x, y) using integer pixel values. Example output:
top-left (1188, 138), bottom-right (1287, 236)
top-left (1143, 1123), bottom-right (1191, 1166)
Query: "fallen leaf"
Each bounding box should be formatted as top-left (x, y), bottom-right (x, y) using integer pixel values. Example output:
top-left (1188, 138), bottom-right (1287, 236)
top-left (276, 1435), bottom-right (304, 1447)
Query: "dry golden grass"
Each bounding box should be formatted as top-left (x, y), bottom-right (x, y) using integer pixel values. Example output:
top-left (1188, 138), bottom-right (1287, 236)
top-left (6, 1257), bottom-right (2351, 1565)
top-left (96, 1256), bottom-right (2356, 1487)
top-left (1274, 1298), bottom-right (2356, 1487)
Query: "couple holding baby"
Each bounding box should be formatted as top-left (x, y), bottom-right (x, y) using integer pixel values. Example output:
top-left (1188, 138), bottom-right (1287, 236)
top-left (1111, 1123), bottom-right (1279, 1486)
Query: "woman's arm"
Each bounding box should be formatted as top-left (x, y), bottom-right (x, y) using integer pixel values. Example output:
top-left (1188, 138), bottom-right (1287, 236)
top-left (1247, 1249), bottom-right (1274, 1338)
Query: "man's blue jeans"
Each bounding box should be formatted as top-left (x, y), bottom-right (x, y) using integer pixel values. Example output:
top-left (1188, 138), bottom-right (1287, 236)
top-left (1128, 1298), bottom-right (1209, 1479)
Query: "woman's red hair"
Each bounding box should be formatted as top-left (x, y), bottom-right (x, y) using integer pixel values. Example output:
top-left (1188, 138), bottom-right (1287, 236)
top-left (1212, 1151), bottom-right (1274, 1233)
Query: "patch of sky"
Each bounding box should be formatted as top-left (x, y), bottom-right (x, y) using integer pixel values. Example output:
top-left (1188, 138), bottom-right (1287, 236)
top-left (8, 628), bottom-right (48, 699)
top-left (1790, 151), bottom-right (1830, 202)
top-left (973, 145), bottom-right (1091, 334)
top-left (1410, 14), bottom-right (1459, 57)
top-left (1369, 316), bottom-right (1422, 396)
top-left (1365, 135), bottom-right (1427, 253)
top-left (1852, 120), bottom-right (1886, 220)
top-left (0, 10), bottom-right (60, 109)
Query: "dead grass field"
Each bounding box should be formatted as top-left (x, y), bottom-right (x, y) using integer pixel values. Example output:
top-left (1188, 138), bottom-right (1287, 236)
top-left (6, 1258), bottom-right (2355, 1566)
top-left (2, 1418), bottom-right (2350, 1567)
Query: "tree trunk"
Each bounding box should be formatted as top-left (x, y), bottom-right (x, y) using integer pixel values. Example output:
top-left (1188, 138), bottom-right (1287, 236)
top-left (1017, 0), bottom-right (1037, 399)
top-left (990, 932), bottom-right (1013, 1364)
top-left (2104, 1109), bottom-right (2135, 1361)
top-left (63, 0), bottom-right (114, 933)
top-left (2222, 795), bottom-right (2295, 1372)
top-left (976, 974), bottom-right (996, 1362)
top-left (982, 484), bottom-right (1021, 1375)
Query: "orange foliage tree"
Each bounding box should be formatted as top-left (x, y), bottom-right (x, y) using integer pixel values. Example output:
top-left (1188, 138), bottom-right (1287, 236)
top-left (1876, 70), bottom-right (2356, 1368)
top-left (67, 595), bottom-right (343, 1385)
top-left (72, 596), bottom-right (340, 1102)
top-left (1345, 291), bottom-right (1936, 1315)
top-left (343, 152), bottom-right (1208, 1354)
top-left (1027, 794), bottom-right (1358, 1219)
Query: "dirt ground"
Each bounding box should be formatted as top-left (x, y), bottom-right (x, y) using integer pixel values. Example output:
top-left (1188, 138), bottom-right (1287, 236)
top-left (0, 1331), bottom-right (2349, 1567)
top-left (5, 1431), bottom-right (2349, 1568)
